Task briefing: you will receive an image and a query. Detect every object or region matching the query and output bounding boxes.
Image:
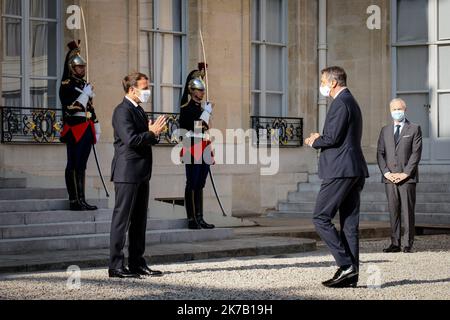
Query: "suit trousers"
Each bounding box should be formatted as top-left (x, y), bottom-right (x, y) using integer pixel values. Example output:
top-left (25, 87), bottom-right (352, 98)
top-left (385, 183), bottom-right (416, 247)
top-left (109, 181), bottom-right (149, 270)
top-left (313, 177), bottom-right (366, 269)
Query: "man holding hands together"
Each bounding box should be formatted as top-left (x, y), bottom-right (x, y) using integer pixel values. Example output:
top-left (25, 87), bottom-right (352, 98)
top-left (377, 98), bottom-right (422, 254)
top-left (109, 72), bottom-right (166, 278)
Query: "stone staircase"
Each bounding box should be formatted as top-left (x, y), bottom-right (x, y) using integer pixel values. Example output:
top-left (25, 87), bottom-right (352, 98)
top-left (0, 178), bottom-right (233, 255)
top-left (269, 165), bottom-right (450, 226)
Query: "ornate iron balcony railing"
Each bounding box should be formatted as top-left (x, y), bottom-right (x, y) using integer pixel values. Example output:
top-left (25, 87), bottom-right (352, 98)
top-left (0, 107), bottom-right (303, 148)
top-left (251, 116), bottom-right (304, 147)
top-left (0, 106), bottom-right (64, 144)
top-left (146, 112), bottom-right (181, 145)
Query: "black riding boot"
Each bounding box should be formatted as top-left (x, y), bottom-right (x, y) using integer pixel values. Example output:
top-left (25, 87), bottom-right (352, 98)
top-left (185, 187), bottom-right (201, 229)
top-left (66, 169), bottom-right (84, 211)
top-left (75, 170), bottom-right (98, 211)
top-left (194, 189), bottom-right (215, 229)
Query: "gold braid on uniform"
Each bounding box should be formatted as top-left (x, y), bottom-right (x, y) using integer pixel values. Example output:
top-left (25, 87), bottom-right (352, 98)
top-left (67, 103), bottom-right (83, 111)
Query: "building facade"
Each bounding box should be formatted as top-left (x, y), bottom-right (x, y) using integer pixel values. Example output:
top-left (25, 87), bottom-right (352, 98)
top-left (1, 0), bottom-right (449, 224)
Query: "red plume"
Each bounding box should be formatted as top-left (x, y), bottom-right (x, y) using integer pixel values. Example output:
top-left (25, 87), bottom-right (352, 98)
top-left (198, 62), bottom-right (208, 71)
top-left (67, 40), bottom-right (81, 51)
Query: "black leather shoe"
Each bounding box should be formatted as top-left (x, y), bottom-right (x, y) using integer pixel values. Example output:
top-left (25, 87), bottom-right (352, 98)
top-left (129, 265), bottom-right (163, 277)
top-left (108, 268), bottom-right (141, 279)
top-left (403, 246), bottom-right (412, 253)
top-left (76, 170), bottom-right (98, 211)
top-left (80, 199), bottom-right (98, 211)
top-left (196, 215), bottom-right (215, 229)
top-left (383, 244), bottom-right (401, 253)
top-left (194, 189), bottom-right (215, 229)
top-left (322, 265), bottom-right (358, 288)
top-left (188, 218), bottom-right (201, 230)
top-left (69, 200), bottom-right (84, 211)
top-left (322, 266), bottom-right (351, 286)
top-left (331, 274), bottom-right (358, 288)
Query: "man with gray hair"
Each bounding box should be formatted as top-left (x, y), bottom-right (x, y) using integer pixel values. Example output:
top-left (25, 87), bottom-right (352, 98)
top-left (377, 98), bottom-right (422, 253)
top-left (305, 66), bottom-right (368, 288)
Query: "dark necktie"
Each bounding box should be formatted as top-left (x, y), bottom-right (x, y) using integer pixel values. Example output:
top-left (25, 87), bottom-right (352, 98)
top-left (394, 125), bottom-right (401, 145)
top-left (136, 105), bottom-right (148, 123)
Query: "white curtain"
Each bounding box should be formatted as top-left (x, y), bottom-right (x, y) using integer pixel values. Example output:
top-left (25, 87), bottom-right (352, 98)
top-left (4, 0), bottom-right (21, 57)
top-left (30, 0), bottom-right (48, 57)
top-left (2, 1), bottom-right (21, 107)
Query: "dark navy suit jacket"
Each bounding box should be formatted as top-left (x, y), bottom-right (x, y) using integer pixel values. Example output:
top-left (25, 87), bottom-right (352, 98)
top-left (111, 98), bottom-right (158, 183)
top-left (312, 89), bottom-right (369, 179)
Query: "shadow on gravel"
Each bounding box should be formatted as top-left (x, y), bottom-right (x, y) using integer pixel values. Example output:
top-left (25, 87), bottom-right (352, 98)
top-left (160, 259), bottom-right (390, 275)
top-left (0, 273), bottom-right (322, 300)
top-left (379, 278), bottom-right (450, 288)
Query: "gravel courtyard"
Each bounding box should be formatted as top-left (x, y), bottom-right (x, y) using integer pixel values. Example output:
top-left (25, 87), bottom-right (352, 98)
top-left (0, 235), bottom-right (449, 300)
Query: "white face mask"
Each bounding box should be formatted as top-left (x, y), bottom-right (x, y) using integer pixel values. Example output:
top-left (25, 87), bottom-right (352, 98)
top-left (320, 84), bottom-right (331, 97)
top-left (135, 88), bottom-right (151, 103)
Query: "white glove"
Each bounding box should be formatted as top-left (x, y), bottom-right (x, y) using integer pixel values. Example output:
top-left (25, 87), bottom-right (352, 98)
top-left (76, 93), bottom-right (89, 108)
top-left (94, 122), bottom-right (101, 143)
top-left (76, 84), bottom-right (95, 107)
top-left (200, 110), bottom-right (211, 125)
top-left (83, 84), bottom-right (95, 98)
top-left (203, 102), bottom-right (213, 114)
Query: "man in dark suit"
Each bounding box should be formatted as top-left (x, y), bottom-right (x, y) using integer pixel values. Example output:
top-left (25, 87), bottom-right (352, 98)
top-left (377, 98), bottom-right (422, 254)
top-left (109, 72), bottom-right (166, 278)
top-left (305, 66), bottom-right (369, 288)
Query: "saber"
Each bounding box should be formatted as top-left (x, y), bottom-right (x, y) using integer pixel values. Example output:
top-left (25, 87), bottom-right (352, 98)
top-left (199, 29), bottom-right (227, 217)
top-left (80, 5), bottom-right (109, 197)
top-left (199, 30), bottom-right (209, 102)
top-left (80, 6), bottom-right (89, 83)
top-left (93, 145), bottom-right (110, 197)
top-left (208, 168), bottom-right (227, 217)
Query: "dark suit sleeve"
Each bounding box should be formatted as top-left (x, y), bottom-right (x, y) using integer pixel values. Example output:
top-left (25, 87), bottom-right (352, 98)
top-left (404, 126), bottom-right (423, 177)
top-left (312, 101), bottom-right (349, 149)
top-left (113, 106), bottom-right (157, 148)
top-left (377, 128), bottom-right (389, 175)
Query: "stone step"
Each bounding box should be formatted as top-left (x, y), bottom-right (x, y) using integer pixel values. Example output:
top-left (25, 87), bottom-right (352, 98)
top-left (269, 211), bottom-right (450, 225)
top-left (287, 191), bottom-right (450, 203)
top-left (0, 209), bottom-right (186, 226)
top-left (0, 198), bottom-right (109, 213)
top-left (0, 188), bottom-right (68, 200)
top-left (308, 172), bottom-right (450, 183)
top-left (278, 201), bottom-right (450, 213)
top-left (267, 211), bottom-right (314, 219)
top-left (0, 209), bottom-right (101, 226)
top-left (0, 228), bottom-right (234, 254)
top-left (297, 182), bottom-right (450, 193)
top-left (0, 178), bottom-right (26, 189)
top-left (0, 218), bottom-right (188, 239)
top-left (359, 212), bottom-right (450, 225)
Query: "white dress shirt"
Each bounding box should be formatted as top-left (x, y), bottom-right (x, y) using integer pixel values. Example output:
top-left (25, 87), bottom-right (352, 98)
top-left (393, 118), bottom-right (406, 135)
top-left (125, 95), bottom-right (139, 108)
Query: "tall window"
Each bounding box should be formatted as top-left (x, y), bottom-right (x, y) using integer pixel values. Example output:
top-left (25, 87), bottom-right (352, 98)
top-left (1, 0), bottom-right (61, 108)
top-left (251, 0), bottom-right (288, 117)
top-left (393, 0), bottom-right (450, 161)
top-left (139, 0), bottom-right (187, 113)
top-left (392, 0), bottom-right (430, 138)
